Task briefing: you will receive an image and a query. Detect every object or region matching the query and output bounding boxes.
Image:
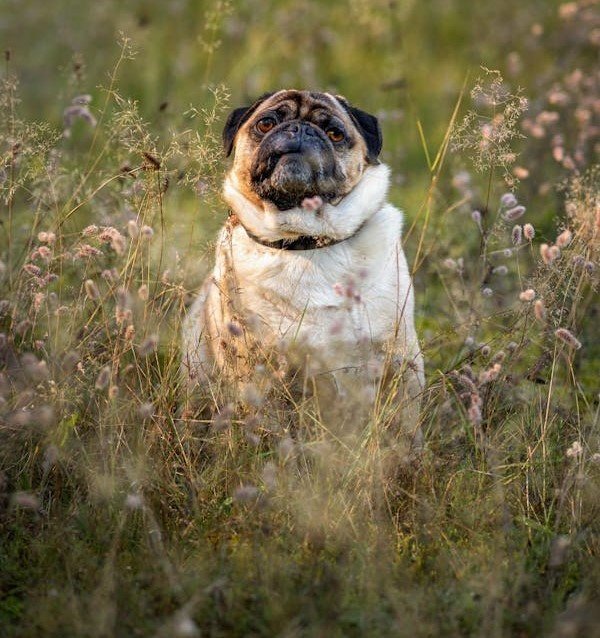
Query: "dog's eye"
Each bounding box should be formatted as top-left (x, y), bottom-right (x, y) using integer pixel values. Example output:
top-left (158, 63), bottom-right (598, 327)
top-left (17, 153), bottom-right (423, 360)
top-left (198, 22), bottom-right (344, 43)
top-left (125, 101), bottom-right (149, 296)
top-left (256, 117), bottom-right (276, 134)
top-left (326, 127), bottom-right (344, 143)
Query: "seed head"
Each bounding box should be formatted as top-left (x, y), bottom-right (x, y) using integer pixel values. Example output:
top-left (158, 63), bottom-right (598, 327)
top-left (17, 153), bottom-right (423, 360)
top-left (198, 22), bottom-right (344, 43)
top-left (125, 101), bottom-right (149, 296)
top-left (512, 225), bottom-right (523, 245)
top-left (500, 192), bottom-right (518, 208)
top-left (482, 287), bottom-right (493, 297)
top-left (493, 265), bottom-right (508, 276)
top-left (468, 403), bottom-right (482, 426)
top-left (556, 229), bottom-right (572, 248)
top-left (534, 299), bottom-right (546, 321)
top-left (555, 328), bottom-right (581, 349)
top-left (84, 279), bottom-right (100, 301)
top-left (138, 402), bottom-right (154, 419)
top-left (137, 284), bottom-right (149, 300)
top-left (138, 334), bottom-right (158, 356)
top-left (566, 440), bottom-right (583, 459)
top-left (504, 205), bottom-right (526, 221)
top-left (519, 289), bottom-right (536, 302)
top-left (140, 225), bottom-right (154, 239)
top-left (233, 484), bottom-right (259, 503)
top-left (523, 223), bottom-right (535, 240)
top-left (443, 258), bottom-right (458, 271)
top-left (227, 322), bottom-right (243, 337)
top-left (95, 366), bottom-right (111, 390)
top-left (127, 220), bottom-right (139, 238)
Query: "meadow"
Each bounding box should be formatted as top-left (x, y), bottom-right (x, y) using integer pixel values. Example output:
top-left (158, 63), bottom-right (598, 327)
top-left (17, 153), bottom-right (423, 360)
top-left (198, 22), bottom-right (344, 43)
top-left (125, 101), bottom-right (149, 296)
top-left (0, 0), bottom-right (599, 636)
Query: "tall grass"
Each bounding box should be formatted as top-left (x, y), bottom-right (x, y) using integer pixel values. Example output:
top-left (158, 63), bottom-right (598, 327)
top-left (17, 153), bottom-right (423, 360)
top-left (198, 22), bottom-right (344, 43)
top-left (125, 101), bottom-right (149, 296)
top-left (1, 1), bottom-right (599, 636)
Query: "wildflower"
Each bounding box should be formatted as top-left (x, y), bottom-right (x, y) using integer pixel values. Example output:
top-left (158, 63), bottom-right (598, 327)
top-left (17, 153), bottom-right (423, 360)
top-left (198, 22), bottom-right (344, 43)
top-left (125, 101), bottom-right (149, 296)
top-left (555, 328), bottom-right (582, 349)
top-left (125, 493), bottom-right (144, 510)
top-left (37, 231), bottom-right (56, 244)
top-left (227, 322), bottom-right (243, 337)
top-left (492, 350), bottom-right (506, 364)
top-left (506, 341), bottom-right (518, 352)
top-left (133, 286), bottom-right (148, 304)
top-left (63, 103), bottom-right (97, 136)
top-left (540, 243), bottom-right (555, 265)
top-left (12, 491), bottom-right (40, 511)
top-left (32, 292), bottom-right (45, 312)
top-left (480, 362), bottom-right (502, 384)
top-left (519, 289), bottom-right (536, 302)
top-left (464, 336), bottom-right (475, 348)
top-left (584, 261), bottom-right (596, 274)
top-left (233, 484), bottom-right (259, 503)
top-left (566, 440), bottom-right (583, 458)
top-left (512, 225), bottom-right (523, 245)
top-left (84, 279), bottom-right (100, 301)
top-left (482, 287), bottom-right (493, 297)
top-left (549, 245), bottom-right (561, 261)
top-left (480, 344), bottom-right (491, 357)
top-left (140, 225), bottom-right (154, 239)
top-left (471, 209), bottom-right (482, 227)
top-left (138, 334), bottom-right (158, 356)
top-left (513, 166), bottom-right (529, 179)
top-left (23, 263), bottom-right (41, 276)
top-left (82, 224), bottom-right (98, 236)
top-left (504, 205), bottom-right (526, 221)
top-left (493, 265), bottom-right (508, 276)
top-left (468, 402), bottom-right (482, 426)
top-left (523, 223), bottom-right (535, 240)
top-left (74, 244), bottom-right (102, 259)
top-left (443, 258), bottom-right (458, 271)
top-left (572, 255), bottom-right (585, 267)
top-left (108, 385), bottom-right (119, 400)
top-left (503, 248), bottom-right (512, 257)
top-left (124, 325), bottom-right (135, 341)
top-left (99, 227), bottom-right (127, 255)
top-left (127, 220), bottom-right (139, 238)
top-left (556, 229), bottom-right (572, 248)
top-left (500, 192), bottom-right (518, 208)
top-left (95, 366), bottom-right (111, 390)
top-left (62, 350), bottom-right (79, 372)
top-left (241, 383), bottom-right (262, 407)
top-left (534, 299), bottom-right (546, 321)
top-left (278, 436), bottom-right (295, 460)
top-left (457, 373), bottom-right (478, 393)
top-left (137, 403), bottom-right (154, 419)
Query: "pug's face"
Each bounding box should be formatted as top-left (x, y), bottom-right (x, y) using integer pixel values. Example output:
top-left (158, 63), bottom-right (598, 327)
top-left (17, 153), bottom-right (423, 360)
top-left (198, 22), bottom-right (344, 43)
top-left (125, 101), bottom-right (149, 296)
top-left (223, 90), bottom-right (382, 211)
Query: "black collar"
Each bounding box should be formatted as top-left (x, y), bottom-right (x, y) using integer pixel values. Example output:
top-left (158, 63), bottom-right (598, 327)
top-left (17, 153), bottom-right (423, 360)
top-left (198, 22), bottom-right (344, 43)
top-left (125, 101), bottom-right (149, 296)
top-left (230, 213), bottom-right (365, 251)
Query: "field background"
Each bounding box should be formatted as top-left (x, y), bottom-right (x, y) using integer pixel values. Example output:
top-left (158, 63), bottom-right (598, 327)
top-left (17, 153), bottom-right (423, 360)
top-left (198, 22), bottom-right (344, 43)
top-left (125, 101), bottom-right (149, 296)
top-left (1, 1), bottom-right (599, 636)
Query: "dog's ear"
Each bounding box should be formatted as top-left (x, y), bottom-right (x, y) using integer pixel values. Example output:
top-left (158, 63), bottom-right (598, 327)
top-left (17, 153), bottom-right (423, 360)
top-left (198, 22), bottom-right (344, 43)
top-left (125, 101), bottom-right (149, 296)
top-left (336, 95), bottom-right (382, 164)
top-left (223, 92), bottom-right (275, 157)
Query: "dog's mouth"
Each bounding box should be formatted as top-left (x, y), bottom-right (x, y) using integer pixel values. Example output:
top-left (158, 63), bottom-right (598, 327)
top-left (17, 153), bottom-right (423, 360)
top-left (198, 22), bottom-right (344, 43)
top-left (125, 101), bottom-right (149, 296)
top-left (250, 123), bottom-right (346, 210)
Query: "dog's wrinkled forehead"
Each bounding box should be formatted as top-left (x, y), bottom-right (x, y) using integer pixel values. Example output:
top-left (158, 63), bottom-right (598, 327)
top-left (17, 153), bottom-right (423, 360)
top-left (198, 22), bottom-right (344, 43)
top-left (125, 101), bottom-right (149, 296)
top-left (254, 90), bottom-right (349, 123)
top-left (223, 89), bottom-right (382, 163)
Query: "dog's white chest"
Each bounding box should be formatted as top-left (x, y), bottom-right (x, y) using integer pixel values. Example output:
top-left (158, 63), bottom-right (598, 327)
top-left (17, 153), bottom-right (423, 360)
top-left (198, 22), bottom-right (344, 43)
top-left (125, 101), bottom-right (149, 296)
top-left (220, 204), bottom-right (415, 368)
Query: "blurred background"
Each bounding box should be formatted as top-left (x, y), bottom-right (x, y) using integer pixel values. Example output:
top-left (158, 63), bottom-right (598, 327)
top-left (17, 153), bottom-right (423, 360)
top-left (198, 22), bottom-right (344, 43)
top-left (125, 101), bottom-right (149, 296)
top-left (2, 0), bottom-right (592, 203)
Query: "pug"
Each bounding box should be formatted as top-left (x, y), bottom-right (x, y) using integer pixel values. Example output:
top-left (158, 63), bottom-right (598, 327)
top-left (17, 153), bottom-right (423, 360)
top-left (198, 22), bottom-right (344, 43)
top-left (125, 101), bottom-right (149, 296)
top-left (182, 90), bottom-right (424, 445)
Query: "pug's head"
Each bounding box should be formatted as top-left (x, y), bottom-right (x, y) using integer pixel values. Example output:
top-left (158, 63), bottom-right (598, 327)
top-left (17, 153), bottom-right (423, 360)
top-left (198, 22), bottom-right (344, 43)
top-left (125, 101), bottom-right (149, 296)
top-left (222, 90), bottom-right (382, 211)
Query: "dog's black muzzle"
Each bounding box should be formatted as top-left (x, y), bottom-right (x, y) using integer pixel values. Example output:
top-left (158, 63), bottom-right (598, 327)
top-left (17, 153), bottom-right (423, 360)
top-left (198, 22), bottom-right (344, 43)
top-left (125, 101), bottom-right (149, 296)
top-left (250, 121), bottom-right (345, 210)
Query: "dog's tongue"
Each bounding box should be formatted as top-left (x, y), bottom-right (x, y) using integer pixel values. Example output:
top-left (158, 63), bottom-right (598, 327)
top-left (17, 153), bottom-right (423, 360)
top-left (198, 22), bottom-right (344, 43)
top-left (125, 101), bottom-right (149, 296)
top-left (301, 196), bottom-right (323, 212)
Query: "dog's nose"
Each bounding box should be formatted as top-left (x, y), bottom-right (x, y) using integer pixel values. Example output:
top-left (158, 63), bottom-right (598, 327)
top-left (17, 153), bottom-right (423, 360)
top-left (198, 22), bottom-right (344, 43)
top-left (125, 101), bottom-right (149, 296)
top-left (284, 121), bottom-right (318, 140)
